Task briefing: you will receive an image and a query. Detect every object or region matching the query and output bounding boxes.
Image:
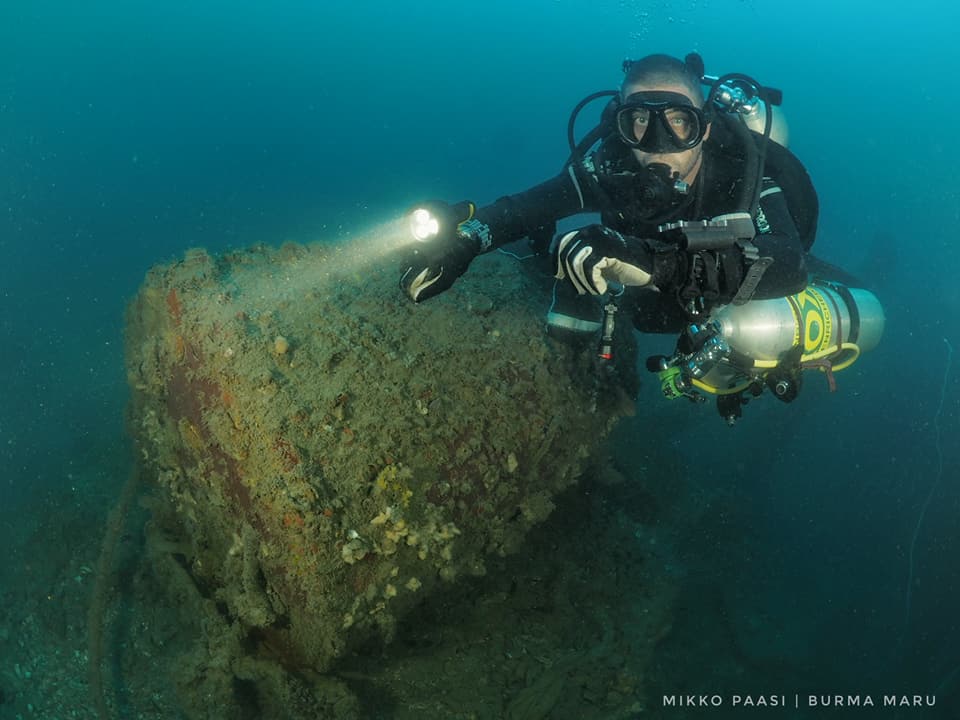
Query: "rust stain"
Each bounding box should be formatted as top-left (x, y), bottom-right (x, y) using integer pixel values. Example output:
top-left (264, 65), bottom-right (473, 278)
top-left (166, 288), bottom-right (182, 324)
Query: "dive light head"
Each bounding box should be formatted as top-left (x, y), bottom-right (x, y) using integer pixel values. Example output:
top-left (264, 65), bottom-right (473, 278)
top-left (410, 207), bottom-right (441, 242)
top-left (408, 201), bottom-right (476, 243)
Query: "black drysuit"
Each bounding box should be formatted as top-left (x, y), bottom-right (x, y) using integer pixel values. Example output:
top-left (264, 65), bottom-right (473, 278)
top-left (472, 114), bottom-right (818, 332)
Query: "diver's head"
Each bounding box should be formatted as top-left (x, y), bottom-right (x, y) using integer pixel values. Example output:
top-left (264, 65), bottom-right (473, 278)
top-left (618, 54), bottom-right (711, 185)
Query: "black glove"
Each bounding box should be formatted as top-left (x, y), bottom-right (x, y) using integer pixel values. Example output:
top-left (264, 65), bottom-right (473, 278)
top-left (399, 201), bottom-right (485, 303)
top-left (554, 224), bottom-right (679, 295)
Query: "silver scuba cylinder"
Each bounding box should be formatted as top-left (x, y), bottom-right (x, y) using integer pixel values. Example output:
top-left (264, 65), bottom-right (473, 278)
top-left (648, 216), bottom-right (885, 399)
top-left (708, 77), bottom-right (790, 147)
top-left (712, 283), bottom-right (884, 361)
top-left (682, 283), bottom-right (885, 394)
top-left (741, 99), bottom-right (790, 148)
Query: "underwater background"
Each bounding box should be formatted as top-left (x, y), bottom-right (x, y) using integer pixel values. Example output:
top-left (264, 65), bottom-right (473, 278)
top-left (1, 0), bottom-right (957, 717)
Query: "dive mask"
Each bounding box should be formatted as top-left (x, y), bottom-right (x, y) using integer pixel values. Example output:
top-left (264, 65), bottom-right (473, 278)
top-left (616, 91), bottom-right (707, 153)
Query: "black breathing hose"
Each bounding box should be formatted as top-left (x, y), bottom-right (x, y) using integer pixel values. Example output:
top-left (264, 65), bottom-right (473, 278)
top-left (706, 72), bottom-right (777, 218)
top-left (566, 90), bottom-right (618, 159)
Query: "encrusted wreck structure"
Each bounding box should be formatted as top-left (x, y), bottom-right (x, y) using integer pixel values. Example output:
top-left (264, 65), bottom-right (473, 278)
top-left (123, 232), bottom-right (640, 713)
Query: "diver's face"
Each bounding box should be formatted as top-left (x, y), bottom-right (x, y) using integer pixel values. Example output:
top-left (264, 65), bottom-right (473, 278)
top-left (621, 81), bottom-right (710, 184)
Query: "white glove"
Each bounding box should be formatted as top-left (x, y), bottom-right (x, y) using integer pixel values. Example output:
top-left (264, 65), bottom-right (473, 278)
top-left (555, 225), bottom-right (655, 295)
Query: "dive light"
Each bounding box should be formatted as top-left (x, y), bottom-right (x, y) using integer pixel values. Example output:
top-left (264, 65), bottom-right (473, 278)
top-left (408, 201), bottom-right (478, 243)
top-left (410, 208), bottom-right (441, 242)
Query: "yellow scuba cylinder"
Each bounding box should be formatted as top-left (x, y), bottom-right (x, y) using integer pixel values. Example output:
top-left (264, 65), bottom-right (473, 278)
top-left (688, 281), bottom-right (885, 395)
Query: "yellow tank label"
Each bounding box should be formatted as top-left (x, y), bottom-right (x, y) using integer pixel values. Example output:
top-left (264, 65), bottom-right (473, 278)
top-left (793, 288), bottom-right (834, 354)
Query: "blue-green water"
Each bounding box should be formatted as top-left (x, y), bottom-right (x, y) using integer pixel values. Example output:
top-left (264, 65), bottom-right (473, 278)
top-left (1, 1), bottom-right (957, 717)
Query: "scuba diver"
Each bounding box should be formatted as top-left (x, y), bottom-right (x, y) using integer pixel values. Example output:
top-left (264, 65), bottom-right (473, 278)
top-left (400, 53), bottom-right (884, 424)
